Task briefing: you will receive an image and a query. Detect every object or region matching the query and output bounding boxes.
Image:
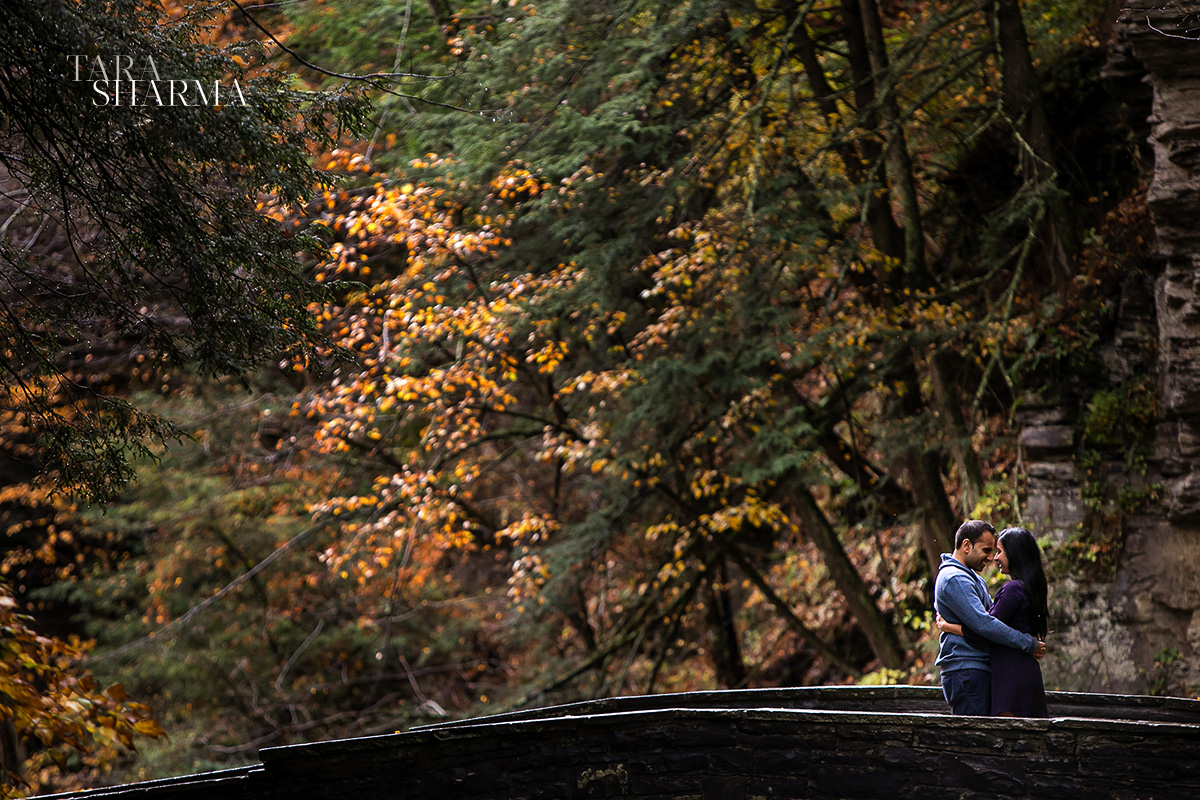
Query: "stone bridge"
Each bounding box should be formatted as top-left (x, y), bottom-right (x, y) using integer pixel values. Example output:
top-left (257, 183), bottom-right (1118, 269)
top-left (39, 687), bottom-right (1200, 800)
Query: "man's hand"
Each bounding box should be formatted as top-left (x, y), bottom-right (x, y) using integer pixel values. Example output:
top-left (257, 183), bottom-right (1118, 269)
top-left (1034, 639), bottom-right (1047, 660)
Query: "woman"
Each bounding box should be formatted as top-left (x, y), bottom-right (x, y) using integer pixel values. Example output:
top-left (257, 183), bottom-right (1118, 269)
top-left (937, 526), bottom-right (1049, 717)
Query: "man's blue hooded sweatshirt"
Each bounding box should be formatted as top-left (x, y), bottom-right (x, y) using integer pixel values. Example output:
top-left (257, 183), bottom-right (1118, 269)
top-left (934, 553), bottom-right (1038, 672)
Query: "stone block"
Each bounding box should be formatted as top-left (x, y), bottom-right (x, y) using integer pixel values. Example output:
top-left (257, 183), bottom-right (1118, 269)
top-left (1016, 402), bottom-right (1071, 427)
top-left (761, 729), bottom-right (839, 752)
top-left (629, 749), bottom-right (709, 774)
top-left (510, 778), bottom-right (575, 799)
top-left (445, 765), bottom-right (503, 794)
top-left (942, 752), bottom-right (1027, 793)
top-left (750, 746), bottom-right (809, 776)
top-left (1077, 750), bottom-right (1200, 789)
top-left (1176, 421), bottom-right (1200, 457)
top-left (836, 731), bottom-right (914, 752)
top-left (1162, 370), bottom-right (1200, 418)
top-left (1025, 771), bottom-right (1091, 797)
top-left (1020, 425), bottom-right (1076, 458)
top-left (707, 747), bottom-right (754, 773)
top-left (611, 724), bottom-right (689, 748)
top-left (746, 776), bottom-right (811, 798)
top-left (741, 732), bottom-right (820, 751)
top-left (874, 745), bottom-right (942, 772)
top-left (630, 772), bottom-right (705, 795)
top-left (700, 775), bottom-right (745, 800)
top-left (1025, 461), bottom-right (1079, 481)
top-left (913, 727), bottom-right (1006, 751)
top-left (1009, 736), bottom-right (1048, 755)
top-left (1076, 731), bottom-right (1200, 761)
top-left (809, 766), bottom-right (905, 799)
top-left (1164, 472), bottom-right (1200, 521)
top-left (1153, 421), bottom-right (1188, 473)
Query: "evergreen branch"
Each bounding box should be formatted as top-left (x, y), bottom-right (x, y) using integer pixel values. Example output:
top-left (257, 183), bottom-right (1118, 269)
top-left (226, 0), bottom-right (484, 116)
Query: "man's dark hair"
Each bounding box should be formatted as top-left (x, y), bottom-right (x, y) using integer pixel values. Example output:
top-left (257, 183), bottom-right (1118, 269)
top-left (954, 519), bottom-right (995, 549)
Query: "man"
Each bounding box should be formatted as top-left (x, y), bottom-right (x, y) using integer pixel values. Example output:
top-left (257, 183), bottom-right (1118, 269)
top-left (934, 519), bottom-right (1045, 715)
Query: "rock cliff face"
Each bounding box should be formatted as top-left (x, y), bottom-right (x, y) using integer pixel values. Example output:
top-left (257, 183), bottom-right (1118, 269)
top-left (1030, 4), bottom-right (1200, 695)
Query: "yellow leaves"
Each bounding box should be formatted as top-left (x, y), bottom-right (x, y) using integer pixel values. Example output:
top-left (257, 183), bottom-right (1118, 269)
top-left (644, 520), bottom-right (680, 542)
top-left (0, 584), bottom-right (164, 786)
top-left (507, 551), bottom-right (550, 606)
top-left (490, 164), bottom-right (549, 202)
top-left (689, 470), bottom-right (732, 499)
top-left (529, 340), bottom-right (569, 374)
top-left (655, 557), bottom-right (687, 585)
top-left (133, 718), bottom-right (167, 738)
top-left (495, 515), bottom-right (559, 545)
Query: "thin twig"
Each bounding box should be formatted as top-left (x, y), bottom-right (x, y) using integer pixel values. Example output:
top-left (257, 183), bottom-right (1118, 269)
top-left (274, 620), bottom-right (325, 691)
top-left (93, 517), bottom-right (334, 660)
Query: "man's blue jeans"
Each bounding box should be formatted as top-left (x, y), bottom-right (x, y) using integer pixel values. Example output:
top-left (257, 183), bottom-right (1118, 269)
top-left (941, 668), bottom-right (990, 716)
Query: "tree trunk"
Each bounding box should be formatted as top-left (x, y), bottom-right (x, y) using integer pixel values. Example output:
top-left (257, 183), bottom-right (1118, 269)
top-left (847, 0), bottom-right (930, 284)
top-left (892, 368), bottom-right (959, 570)
top-left (929, 352), bottom-right (985, 515)
top-left (990, 0), bottom-right (1072, 284)
top-left (902, 448), bottom-right (959, 571)
top-left (0, 713), bottom-right (19, 789)
top-left (791, 13), bottom-right (906, 262)
top-left (705, 558), bottom-right (748, 688)
top-left (991, 0), bottom-right (1056, 183)
top-left (728, 546), bottom-right (862, 678)
top-left (793, 488), bottom-right (905, 669)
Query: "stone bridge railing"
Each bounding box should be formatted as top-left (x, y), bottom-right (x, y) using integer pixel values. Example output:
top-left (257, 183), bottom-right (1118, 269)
top-left (39, 687), bottom-right (1200, 800)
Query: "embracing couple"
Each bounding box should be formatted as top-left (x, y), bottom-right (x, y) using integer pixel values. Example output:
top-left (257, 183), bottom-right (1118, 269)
top-left (934, 519), bottom-right (1049, 718)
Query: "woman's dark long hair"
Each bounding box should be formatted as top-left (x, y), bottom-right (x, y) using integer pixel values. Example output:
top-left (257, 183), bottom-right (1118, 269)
top-left (998, 527), bottom-right (1049, 638)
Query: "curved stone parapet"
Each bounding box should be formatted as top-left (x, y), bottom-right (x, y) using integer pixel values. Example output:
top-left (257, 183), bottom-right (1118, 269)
top-left (413, 684), bottom-right (1200, 726)
top-left (35, 687), bottom-right (1200, 800)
